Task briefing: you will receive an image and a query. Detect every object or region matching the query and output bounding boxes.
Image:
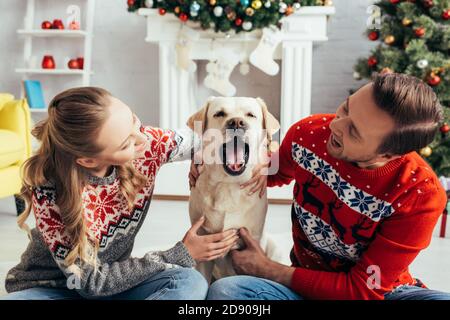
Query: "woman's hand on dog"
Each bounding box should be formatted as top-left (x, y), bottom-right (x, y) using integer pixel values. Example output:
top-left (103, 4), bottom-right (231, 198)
top-left (188, 161), bottom-right (199, 190)
top-left (240, 163), bottom-right (268, 198)
top-left (182, 216), bottom-right (239, 262)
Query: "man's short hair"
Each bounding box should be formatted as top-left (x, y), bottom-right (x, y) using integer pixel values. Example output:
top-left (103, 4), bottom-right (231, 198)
top-left (373, 73), bottom-right (443, 156)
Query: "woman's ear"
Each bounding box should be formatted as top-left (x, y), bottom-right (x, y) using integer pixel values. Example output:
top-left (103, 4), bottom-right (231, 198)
top-left (186, 97), bottom-right (214, 132)
top-left (76, 157), bottom-right (99, 169)
top-left (257, 97), bottom-right (280, 136)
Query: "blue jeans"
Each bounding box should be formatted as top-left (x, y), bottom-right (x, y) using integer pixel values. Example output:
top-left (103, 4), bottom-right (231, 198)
top-left (207, 275), bottom-right (450, 300)
top-left (2, 267), bottom-right (208, 300)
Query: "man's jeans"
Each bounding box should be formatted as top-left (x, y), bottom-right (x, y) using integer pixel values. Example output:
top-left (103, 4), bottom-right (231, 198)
top-left (2, 268), bottom-right (208, 300)
top-left (206, 275), bottom-right (450, 300)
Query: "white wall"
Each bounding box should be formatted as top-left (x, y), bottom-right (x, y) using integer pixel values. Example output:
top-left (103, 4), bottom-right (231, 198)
top-left (0, 0), bottom-right (375, 126)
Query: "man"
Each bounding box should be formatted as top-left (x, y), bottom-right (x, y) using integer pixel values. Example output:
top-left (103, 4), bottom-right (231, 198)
top-left (191, 73), bottom-right (450, 300)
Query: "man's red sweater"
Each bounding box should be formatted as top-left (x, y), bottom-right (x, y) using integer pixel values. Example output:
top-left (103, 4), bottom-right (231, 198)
top-left (268, 114), bottom-right (447, 300)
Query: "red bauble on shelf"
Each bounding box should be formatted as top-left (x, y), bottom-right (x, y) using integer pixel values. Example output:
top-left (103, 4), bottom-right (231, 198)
top-left (77, 57), bottom-right (84, 69)
top-left (390, 0), bottom-right (401, 4)
top-left (127, 0), bottom-right (135, 6)
top-left (368, 31), bottom-right (379, 41)
top-left (52, 19), bottom-right (64, 29)
top-left (368, 56), bottom-right (378, 67)
top-left (235, 18), bottom-right (243, 26)
top-left (41, 20), bottom-right (52, 29)
top-left (159, 8), bottom-right (166, 15)
top-left (67, 59), bottom-right (80, 69)
top-left (42, 55), bottom-right (55, 69)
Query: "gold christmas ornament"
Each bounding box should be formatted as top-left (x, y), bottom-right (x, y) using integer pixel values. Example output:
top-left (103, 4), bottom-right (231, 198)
top-left (246, 7), bottom-right (255, 16)
top-left (380, 67), bottom-right (394, 75)
top-left (384, 35), bottom-right (395, 45)
top-left (209, 0), bottom-right (217, 6)
top-left (324, 0), bottom-right (333, 5)
top-left (251, 0), bottom-right (262, 9)
top-left (174, 6), bottom-right (181, 14)
top-left (227, 11), bottom-right (237, 20)
top-left (402, 18), bottom-right (412, 26)
top-left (420, 146), bottom-right (432, 157)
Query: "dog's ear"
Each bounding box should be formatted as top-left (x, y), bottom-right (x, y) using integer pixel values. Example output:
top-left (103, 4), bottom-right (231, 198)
top-left (257, 97), bottom-right (280, 136)
top-left (187, 97), bottom-right (214, 132)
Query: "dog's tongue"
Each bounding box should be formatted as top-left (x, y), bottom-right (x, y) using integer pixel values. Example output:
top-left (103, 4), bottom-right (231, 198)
top-left (226, 142), bottom-right (245, 171)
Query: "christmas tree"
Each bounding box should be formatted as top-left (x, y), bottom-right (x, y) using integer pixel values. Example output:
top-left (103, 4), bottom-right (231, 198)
top-left (126, 0), bottom-right (331, 33)
top-left (354, 0), bottom-right (450, 177)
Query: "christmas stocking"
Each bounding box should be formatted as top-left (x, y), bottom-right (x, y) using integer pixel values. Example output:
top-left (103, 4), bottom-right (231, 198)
top-left (249, 27), bottom-right (283, 76)
top-left (176, 26), bottom-right (200, 72)
top-left (204, 48), bottom-right (240, 97)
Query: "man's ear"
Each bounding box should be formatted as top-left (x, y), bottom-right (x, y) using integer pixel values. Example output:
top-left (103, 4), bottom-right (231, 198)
top-left (257, 97), bottom-right (280, 136)
top-left (187, 97), bottom-right (214, 132)
top-left (76, 158), bottom-right (99, 169)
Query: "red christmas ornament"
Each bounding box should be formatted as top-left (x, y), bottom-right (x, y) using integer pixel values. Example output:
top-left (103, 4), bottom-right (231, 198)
top-left (41, 21), bottom-right (52, 29)
top-left (235, 18), bottom-right (243, 26)
top-left (422, 0), bottom-right (433, 8)
top-left (368, 56), bottom-right (378, 67)
top-left (285, 6), bottom-right (294, 16)
top-left (159, 8), bottom-right (166, 15)
top-left (77, 57), bottom-right (84, 69)
top-left (179, 13), bottom-right (188, 22)
top-left (368, 31), bottom-right (379, 41)
top-left (443, 10), bottom-right (450, 20)
top-left (67, 59), bottom-right (79, 69)
top-left (440, 123), bottom-right (450, 134)
top-left (52, 19), bottom-right (64, 29)
top-left (390, 0), bottom-right (401, 4)
top-left (42, 55), bottom-right (55, 69)
top-left (414, 27), bottom-right (426, 37)
top-left (127, 0), bottom-right (135, 6)
top-left (427, 73), bottom-right (441, 86)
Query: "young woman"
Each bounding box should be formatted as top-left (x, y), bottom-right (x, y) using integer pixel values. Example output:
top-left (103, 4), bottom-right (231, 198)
top-left (2, 87), bottom-right (238, 300)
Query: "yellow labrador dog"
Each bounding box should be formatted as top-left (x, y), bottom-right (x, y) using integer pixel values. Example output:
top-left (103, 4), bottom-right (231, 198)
top-left (187, 96), bottom-right (280, 283)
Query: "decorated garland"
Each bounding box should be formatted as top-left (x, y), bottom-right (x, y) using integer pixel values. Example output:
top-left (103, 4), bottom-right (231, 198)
top-left (127, 0), bottom-right (332, 33)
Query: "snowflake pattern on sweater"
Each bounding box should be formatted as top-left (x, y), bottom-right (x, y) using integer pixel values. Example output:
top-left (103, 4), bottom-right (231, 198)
top-left (6, 126), bottom-right (198, 296)
top-left (268, 114), bottom-right (447, 299)
top-left (33, 126), bottom-right (195, 260)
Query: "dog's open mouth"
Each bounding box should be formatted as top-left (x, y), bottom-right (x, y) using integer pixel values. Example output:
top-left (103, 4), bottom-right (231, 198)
top-left (220, 137), bottom-right (250, 176)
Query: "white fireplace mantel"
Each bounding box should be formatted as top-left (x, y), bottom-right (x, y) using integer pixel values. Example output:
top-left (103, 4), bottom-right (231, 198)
top-left (138, 7), bottom-right (335, 199)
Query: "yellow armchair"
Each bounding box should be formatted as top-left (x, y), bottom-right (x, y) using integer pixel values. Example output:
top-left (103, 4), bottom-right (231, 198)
top-left (0, 93), bottom-right (32, 215)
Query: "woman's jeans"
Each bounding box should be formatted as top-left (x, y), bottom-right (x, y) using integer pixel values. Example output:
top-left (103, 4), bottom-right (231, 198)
top-left (2, 267), bottom-right (208, 300)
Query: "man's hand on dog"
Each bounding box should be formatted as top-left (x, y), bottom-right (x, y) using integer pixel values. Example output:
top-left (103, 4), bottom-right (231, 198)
top-left (231, 228), bottom-right (295, 288)
top-left (182, 216), bottom-right (239, 262)
top-left (239, 163), bottom-right (268, 198)
top-left (189, 161), bottom-right (268, 198)
top-left (230, 228), bottom-right (271, 278)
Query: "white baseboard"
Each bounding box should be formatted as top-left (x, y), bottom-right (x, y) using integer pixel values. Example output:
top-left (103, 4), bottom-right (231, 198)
top-left (154, 161), bottom-right (294, 200)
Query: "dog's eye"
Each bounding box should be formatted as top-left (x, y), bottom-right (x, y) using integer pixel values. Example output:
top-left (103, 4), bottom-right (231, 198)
top-left (246, 113), bottom-right (256, 118)
top-left (213, 111), bottom-right (226, 118)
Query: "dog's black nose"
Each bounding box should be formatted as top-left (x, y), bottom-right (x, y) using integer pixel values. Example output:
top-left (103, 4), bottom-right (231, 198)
top-left (226, 118), bottom-right (247, 130)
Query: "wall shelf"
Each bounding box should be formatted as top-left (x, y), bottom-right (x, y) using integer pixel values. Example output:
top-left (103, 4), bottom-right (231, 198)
top-left (16, 0), bottom-right (96, 103)
top-left (16, 68), bottom-right (86, 75)
top-left (17, 29), bottom-right (88, 38)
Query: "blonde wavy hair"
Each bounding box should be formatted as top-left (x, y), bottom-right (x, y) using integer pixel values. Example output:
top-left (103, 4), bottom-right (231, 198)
top-left (18, 87), bottom-right (147, 273)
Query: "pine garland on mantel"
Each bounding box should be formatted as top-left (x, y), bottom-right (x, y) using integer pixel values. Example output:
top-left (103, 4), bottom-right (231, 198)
top-left (127, 0), bottom-right (333, 33)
